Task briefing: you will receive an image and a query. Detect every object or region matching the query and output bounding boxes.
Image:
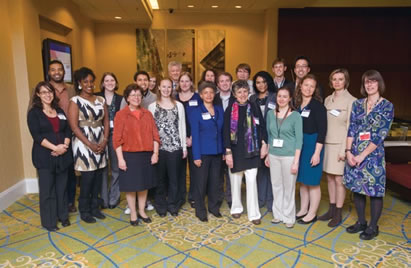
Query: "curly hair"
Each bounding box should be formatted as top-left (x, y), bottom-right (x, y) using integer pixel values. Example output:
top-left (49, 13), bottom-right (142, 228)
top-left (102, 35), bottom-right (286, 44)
top-left (252, 71), bottom-right (275, 94)
top-left (294, 74), bottom-right (322, 108)
top-left (29, 81), bottom-right (60, 110)
top-left (73, 67), bottom-right (96, 94)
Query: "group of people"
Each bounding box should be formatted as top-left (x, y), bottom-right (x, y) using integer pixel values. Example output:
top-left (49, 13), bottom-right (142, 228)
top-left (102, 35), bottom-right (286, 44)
top-left (28, 56), bottom-right (393, 241)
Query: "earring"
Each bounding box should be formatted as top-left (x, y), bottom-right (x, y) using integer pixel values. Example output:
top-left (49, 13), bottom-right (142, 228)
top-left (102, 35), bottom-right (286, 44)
top-left (78, 85), bottom-right (82, 90)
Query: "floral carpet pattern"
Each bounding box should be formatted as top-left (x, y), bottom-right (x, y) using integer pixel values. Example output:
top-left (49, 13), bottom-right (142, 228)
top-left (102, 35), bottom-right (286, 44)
top-left (0, 188), bottom-right (409, 267)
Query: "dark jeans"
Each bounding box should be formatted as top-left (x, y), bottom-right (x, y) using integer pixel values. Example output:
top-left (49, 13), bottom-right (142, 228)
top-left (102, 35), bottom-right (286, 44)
top-left (155, 149), bottom-right (183, 214)
top-left (37, 168), bottom-right (68, 228)
top-left (193, 154), bottom-right (222, 218)
top-left (79, 168), bottom-right (103, 216)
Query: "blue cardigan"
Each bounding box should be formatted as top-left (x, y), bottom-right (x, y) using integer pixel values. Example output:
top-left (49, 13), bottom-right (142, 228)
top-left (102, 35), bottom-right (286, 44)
top-left (189, 103), bottom-right (224, 160)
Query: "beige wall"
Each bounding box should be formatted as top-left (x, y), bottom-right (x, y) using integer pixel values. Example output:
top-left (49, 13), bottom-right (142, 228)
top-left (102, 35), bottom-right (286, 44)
top-left (95, 11), bottom-right (268, 90)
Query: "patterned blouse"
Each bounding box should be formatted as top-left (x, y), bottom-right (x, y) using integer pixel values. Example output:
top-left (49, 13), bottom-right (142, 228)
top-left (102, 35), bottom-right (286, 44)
top-left (343, 98), bottom-right (394, 197)
top-left (153, 104), bottom-right (182, 152)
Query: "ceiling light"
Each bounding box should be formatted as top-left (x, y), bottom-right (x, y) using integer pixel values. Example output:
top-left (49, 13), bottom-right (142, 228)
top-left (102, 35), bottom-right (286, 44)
top-left (211, 5), bottom-right (218, 8)
top-left (149, 0), bottom-right (159, 10)
top-left (187, 5), bottom-right (194, 8)
top-left (114, 16), bottom-right (122, 20)
top-left (235, 6), bottom-right (242, 9)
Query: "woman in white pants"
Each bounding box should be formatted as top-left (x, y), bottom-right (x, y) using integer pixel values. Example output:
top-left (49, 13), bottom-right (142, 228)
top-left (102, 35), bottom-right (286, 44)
top-left (265, 87), bottom-right (303, 228)
top-left (224, 80), bottom-right (268, 225)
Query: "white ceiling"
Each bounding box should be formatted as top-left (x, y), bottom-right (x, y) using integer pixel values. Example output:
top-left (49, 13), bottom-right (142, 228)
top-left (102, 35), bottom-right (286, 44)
top-left (71, 0), bottom-right (411, 24)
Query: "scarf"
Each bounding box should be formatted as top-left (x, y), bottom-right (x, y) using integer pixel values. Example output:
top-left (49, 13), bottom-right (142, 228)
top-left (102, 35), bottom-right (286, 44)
top-left (230, 101), bottom-right (259, 157)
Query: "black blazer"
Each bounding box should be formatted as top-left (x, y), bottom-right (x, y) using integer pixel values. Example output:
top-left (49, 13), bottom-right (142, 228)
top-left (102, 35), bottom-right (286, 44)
top-left (213, 92), bottom-right (236, 110)
top-left (27, 107), bottom-right (72, 170)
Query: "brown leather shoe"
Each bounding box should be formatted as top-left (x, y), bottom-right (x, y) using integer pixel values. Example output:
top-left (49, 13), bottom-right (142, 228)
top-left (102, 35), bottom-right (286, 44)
top-left (68, 204), bottom-right (77, 213)
top-left (232, 213), bottom-right (241, 219)
top-left (251, 219), bottom-right (261, 225)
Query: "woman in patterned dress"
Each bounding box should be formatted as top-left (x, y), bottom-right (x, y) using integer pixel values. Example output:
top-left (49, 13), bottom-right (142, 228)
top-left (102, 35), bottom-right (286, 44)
top-left (68, 67), bottom-right (109, 224)
top-left (148, 78), bottom-right (187, 217)
top-left (344, 70), bottom-right (394, 240)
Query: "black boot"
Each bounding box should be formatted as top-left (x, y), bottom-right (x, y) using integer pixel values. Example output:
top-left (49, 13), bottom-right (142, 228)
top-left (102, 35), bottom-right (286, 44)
top-left (328, 207), bottom-right (342, 227)
top-left (318, 203), bottom-right (335, 221)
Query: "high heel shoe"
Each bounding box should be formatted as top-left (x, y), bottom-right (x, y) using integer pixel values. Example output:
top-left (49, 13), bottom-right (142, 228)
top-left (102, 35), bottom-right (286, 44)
top-left (130, 219), bottom-right (139, 226)
top-left (138, 214), bottom-right (152, 223)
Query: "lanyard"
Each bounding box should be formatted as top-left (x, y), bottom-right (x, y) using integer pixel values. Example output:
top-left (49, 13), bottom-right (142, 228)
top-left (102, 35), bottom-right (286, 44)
top-left (275, 108), bottom-right (290, 138)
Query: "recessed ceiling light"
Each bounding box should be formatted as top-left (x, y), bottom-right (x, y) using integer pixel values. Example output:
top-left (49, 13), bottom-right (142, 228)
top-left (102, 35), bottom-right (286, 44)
top-left (187, 5), bottom-right (194, 8)
top-left (149, 0), bottom-right (159, 10)
top-left (235, 6), bottom-right (242, 9)
top-left (211, 5), bottom-right (218, 8)
top-left (114, 16), bottom-right (122, 20)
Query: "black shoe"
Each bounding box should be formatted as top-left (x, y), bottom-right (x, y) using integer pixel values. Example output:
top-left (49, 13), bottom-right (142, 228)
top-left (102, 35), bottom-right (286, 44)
top-left (45, 226), bottom-right (59, 232)
top-left (101, 205), bottom-right (108, 209)
top-left (81, 215), bottom-right (96, 223)
top-left (130, 219), bottom-right (139, 226)
top-left (108, 204), bottom-right (117, 209)
top-left (68, 204), bottom-right (77, 213)
top-left (198, 215), bottom-right (208, 222)
top-left (189, 201), bottom-right (195, 208)
top-left (227, 202), bottom-right (232, 208)
top-left (138, 214), bottom-right (152, 223)
top-left (296, 213), bottom-right (307, 220)
top-left (170, 212), bottom-right (178, 217)
top-left (297, 216), bottom-right (317, 225)
top-left (359, 226), bottom-right (379, 240)
top-left (158, 213), bottom-right (166, 218)
top-left (61, 219), bottom-right (71, 227)
top-left (346, 221), bottom-right (367, 234)
top-left (210, 211), bottom-right (222, 218)
top-left (92, 210), bottom-right (106, 219)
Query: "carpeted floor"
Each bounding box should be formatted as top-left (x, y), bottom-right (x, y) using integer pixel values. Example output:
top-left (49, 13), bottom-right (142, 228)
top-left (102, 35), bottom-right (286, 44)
top-left (0, 183), bottom-right (409, 267)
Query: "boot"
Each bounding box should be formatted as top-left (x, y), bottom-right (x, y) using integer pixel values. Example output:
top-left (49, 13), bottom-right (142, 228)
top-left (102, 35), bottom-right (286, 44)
top-left (318, 203), bottom-right (335, 221)
top-left (328, 207), bottom-right (342, 227)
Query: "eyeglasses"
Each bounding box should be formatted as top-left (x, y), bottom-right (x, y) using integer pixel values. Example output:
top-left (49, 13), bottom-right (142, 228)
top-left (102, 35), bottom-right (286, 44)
top-left (365, 80), bottom-right (378, 85)
top-left (128, 94), bottom-right (142, 98)
top-left (38, 91), bottom-right (53, 95)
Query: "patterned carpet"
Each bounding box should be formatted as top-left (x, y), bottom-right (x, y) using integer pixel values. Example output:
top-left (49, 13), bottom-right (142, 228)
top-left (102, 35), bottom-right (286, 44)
top-left (0, 184), bottom-right (409, 267)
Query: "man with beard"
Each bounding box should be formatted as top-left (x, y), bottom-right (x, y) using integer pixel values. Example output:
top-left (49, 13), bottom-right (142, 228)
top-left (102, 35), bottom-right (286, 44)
top-left (292, 56), bottom-right (324, 98)
top-left (47, 60), bottom-right (77, 213)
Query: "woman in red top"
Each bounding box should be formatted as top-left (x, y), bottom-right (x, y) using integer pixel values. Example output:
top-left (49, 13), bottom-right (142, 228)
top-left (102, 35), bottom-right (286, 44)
top-left (113, 84), bottom-right (160, 226)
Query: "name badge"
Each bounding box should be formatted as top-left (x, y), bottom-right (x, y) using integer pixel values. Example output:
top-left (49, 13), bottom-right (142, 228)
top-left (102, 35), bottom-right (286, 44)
top-left (254, 117), bottom-right (260, 125)
top-left (273, 139), bottom-right (284, 148)
top-left (268, 102), bottom-right (276, 110)
top-left (189, 100), bottom-right (198, 106)
top-left (202, 113), bottom-right (211, 120)
top-left (57, 114), bottom-right (66, 120)
top-left (359, 132), bottom-right (371, 141)
top-left (110, 120), bottom-right (114, 128)
top-left (301, 110), bottom-right (311, 118)
top-left (330, 109), bottom-right (341, 117)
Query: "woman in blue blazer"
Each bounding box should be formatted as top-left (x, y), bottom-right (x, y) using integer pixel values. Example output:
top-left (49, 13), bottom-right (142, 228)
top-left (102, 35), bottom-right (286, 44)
top-left (189, 82), bottom-right (224, 222)
top-left (27, 81), bottom-right (73, 231)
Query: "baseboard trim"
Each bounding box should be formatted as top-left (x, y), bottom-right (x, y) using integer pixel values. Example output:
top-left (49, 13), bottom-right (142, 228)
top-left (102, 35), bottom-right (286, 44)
top-left (0, 178), bottom-right (38, 211)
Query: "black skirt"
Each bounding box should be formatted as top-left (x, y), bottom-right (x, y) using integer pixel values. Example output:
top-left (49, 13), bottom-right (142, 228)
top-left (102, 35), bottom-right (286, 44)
top-left (119, 151), bottom-right (157, 192)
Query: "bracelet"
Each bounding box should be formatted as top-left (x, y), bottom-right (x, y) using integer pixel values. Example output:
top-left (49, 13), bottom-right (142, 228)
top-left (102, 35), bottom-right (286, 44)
top-left (225, 151), bottom-right (232, 155)
top-left (345, 149), bottom-right (351, 152)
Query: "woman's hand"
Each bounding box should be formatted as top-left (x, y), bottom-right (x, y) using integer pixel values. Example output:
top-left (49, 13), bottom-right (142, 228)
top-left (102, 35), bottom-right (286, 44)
top-left (186, 136), bottom-right (192, 147)
top-left (310, 153), bottom-right (320, 167)
top-left (97, 139), bottom-right (108, 154)
top-left (182, 150), bottom-right (187, 159)
top-left (346, 151), bottom-right (356, 167)
top-left (225, 154), bottom-right (233, 169)
top-left (264, 156), bottom-right (270, 167)
top-left (194, 159), bottom-right (202, 167)
top-left (52, 144), bottom-right (67, 156)
top-left (338, 153), bottom-right (346, 162)
top-left (151, 152), bottom-right (159, 164)
top-left (354, 154), bottom-right (366, 167)
top-left (260, 143), bottom-right (268, 159)
top-left (89, 143), bottom-right (100, 154)
top-left (118, 158), bottom-right (127, 171)
top-left (291, 162), bottom-right (299, 175)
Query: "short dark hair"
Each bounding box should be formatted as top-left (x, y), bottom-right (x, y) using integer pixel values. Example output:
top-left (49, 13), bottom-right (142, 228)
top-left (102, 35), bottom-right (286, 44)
top-left (30, 81), bottom-right (60, 110)
top-left (294, 56), bottom-right (311, 68)
top-left (217, 71), bottom-right (233, 83)
top-left (123, 84), bottom-right (144, 105)
top-left (73, 67), bottom-right (96, 93)
top-left (133, 71), bottom-right (149, 82)
top-left (198, 81), bottom-right (217, 94)
top-left (100, 72), bottom-right (119, 91)
top-left (252, 71), bottom-right (276, 93)
top-left (48, 60), bottom-right (64, 71)
top-left (232, 80), bottom-right (250, 94)
top-left (235, 63), bottom-right (251, 74)
top-left (272, 58), bottom-right (286, 67)
top-left (360, 70), bottom-right (386, 96)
